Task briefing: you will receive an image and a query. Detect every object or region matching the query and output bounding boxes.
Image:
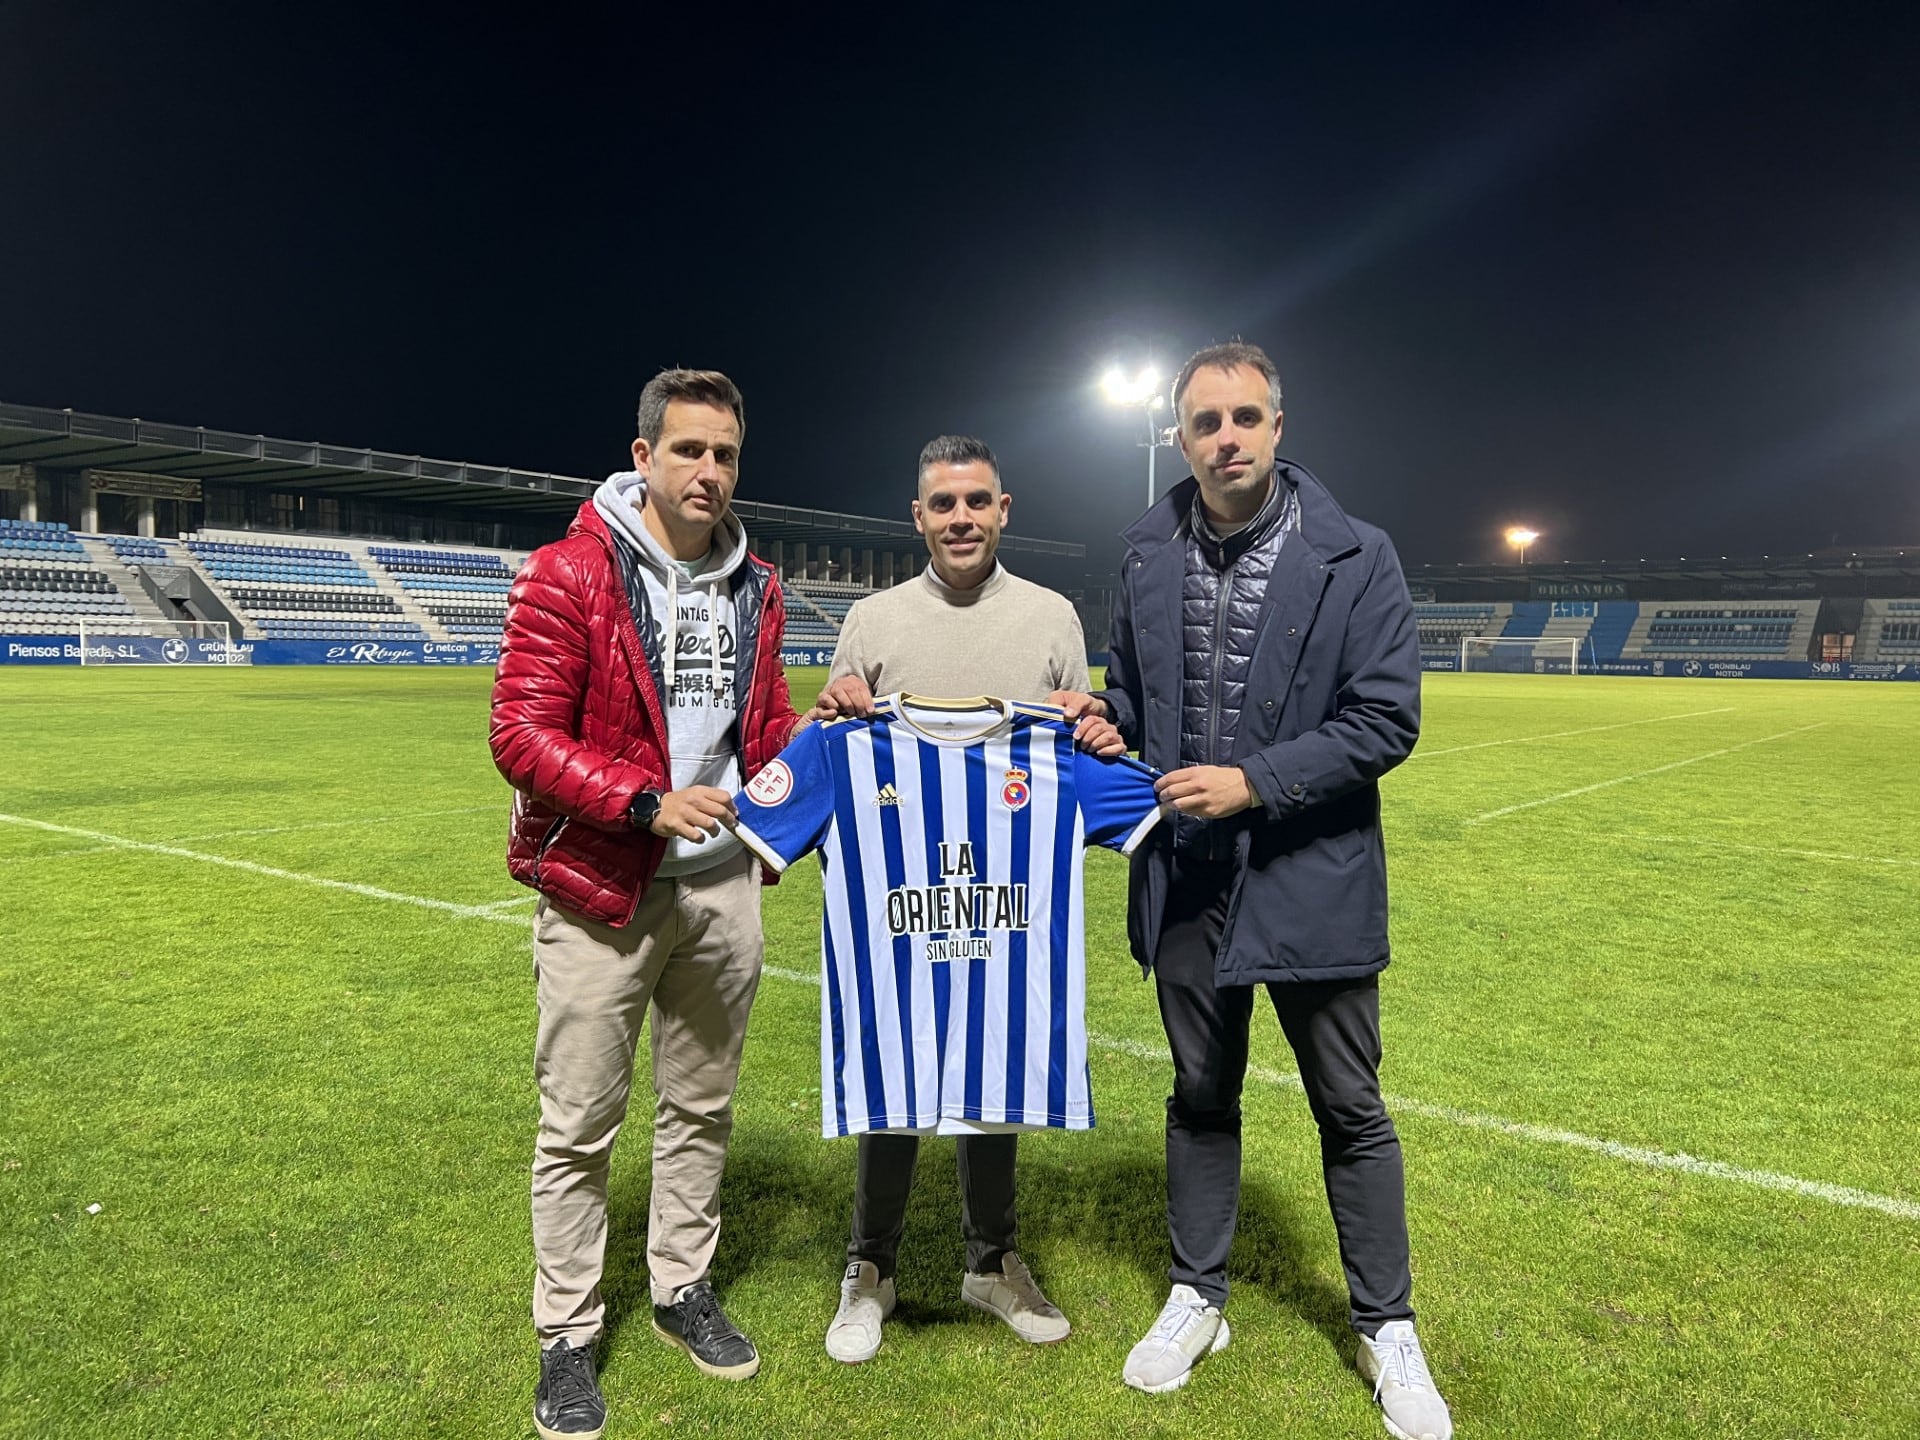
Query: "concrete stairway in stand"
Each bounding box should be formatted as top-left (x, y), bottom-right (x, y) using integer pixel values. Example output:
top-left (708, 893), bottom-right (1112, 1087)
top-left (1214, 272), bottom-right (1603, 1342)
top-left (77, 536), bottom-right (194, 630)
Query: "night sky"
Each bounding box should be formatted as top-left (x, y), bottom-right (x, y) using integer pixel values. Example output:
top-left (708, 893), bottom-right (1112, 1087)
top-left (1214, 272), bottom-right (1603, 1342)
top-left (4, 2), bottom-right (1916, 573)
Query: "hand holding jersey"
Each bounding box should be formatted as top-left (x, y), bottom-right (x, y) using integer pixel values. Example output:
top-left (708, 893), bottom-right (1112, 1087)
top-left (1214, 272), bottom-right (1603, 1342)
top-left (1040, 688), bottom-right (1131, 758)
top-left (645, 785), bottom-right (737, 843)
top-left (813, 672), bottom-right (878, 721)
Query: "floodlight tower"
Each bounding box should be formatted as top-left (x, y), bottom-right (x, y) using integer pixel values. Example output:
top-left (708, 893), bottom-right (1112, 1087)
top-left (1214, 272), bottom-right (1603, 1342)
top-left (1505, 526), bottom-right (1540, 565)
top-left (1101, 364), bottom-right (1177, 507)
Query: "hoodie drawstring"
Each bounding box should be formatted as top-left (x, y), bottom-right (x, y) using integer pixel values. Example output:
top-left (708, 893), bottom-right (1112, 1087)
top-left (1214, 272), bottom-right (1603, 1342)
top-left (709, 577), bottom-right (723, 704)
top-left (663, 565), bottom-right (678, 691)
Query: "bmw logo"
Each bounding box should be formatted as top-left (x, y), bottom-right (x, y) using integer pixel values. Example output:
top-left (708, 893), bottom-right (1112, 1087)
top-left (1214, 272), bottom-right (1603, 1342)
top-left (162, 638), bottom-right (190, 664)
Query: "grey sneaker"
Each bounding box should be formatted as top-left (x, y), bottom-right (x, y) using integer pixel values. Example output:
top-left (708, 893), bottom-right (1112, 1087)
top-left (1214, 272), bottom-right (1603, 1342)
top-left (961, 1252), bottom-right (1071, 1343)
top-left (826, 1259), bottom-right (897, 1363)
top-left (1121, 1284), bottom-right (1229, 1394)
top-left (1358, 1320), bottom-right (1453, 1440)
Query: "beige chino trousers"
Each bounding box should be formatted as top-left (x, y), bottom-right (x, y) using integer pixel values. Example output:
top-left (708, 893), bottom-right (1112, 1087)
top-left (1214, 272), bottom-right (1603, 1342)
top-left (530, 848), bottom-right (763, 1348)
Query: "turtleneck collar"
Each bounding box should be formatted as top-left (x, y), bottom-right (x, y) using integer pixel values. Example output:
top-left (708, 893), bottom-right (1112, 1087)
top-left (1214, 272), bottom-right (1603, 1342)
top-left (921, 560), bottom-right (1007, 603)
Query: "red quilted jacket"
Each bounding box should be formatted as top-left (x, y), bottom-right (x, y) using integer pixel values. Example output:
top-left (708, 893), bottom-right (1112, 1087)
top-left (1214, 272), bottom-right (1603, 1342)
top-left (489, 501), bottom-right (802, 926)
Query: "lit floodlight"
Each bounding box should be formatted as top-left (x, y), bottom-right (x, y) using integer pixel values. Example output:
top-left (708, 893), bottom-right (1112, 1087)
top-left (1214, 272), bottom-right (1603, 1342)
top-left (1504, 526), bottom-right (1539, 564)
top-left (1099, 360), bottom-right (1175, 504)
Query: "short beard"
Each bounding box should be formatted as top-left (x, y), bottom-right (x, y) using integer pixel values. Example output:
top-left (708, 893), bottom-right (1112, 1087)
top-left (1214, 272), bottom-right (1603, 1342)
top-left (1201, 459), bottom-right (1274, 519)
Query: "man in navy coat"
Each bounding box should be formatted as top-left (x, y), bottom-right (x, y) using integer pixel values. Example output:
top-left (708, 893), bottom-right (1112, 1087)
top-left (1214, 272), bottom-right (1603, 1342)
top-left (1056, 341), bottom-right (1451, 1438)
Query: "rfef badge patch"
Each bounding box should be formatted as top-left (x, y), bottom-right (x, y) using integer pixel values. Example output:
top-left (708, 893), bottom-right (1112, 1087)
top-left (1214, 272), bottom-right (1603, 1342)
top-left (1001, 766), bottom-right (1031, 811)
top-left (747, 759), bottom-right (795, 807)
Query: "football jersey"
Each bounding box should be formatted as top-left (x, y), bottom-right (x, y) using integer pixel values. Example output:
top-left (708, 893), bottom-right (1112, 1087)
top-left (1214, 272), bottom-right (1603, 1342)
top-left (731, 695), bottom-right (1163, 1139)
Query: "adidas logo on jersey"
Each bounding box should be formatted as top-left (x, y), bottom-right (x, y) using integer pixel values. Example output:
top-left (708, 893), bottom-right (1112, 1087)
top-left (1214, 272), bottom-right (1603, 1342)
top-left (872, 783), bottom-right (903, 807)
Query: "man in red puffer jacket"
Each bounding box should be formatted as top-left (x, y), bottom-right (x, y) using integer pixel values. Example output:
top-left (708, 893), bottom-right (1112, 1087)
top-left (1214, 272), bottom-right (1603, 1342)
top-left (490, 368), bottom-right (806, 1438)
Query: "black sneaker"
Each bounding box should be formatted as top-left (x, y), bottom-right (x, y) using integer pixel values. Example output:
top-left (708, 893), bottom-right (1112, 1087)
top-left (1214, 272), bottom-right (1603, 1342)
top-left (533, 1339), bottom-right (605, 1440)
top-left (652, 1280), bottom-right (761, 1379)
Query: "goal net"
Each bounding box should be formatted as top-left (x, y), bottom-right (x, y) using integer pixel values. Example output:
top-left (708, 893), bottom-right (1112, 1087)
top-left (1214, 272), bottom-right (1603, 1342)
top-left (1459, 635), bottom-right (1581, 675)
top-left (78, 619), bottom-right (250, 666)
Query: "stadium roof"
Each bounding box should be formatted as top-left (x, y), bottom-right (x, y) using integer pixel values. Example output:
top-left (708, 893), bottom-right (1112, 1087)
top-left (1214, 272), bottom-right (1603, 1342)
top-left (0, 400), bottom-right (1083, 558)
top-left (1407, 551), bottom-right (1920, 596)
top-left (1405, 556), bottom-right (1912, 591)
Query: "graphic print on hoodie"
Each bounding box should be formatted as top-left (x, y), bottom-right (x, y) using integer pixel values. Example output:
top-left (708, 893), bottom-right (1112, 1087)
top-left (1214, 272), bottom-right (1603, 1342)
top-left (593, 470), bottom-right (748, 877)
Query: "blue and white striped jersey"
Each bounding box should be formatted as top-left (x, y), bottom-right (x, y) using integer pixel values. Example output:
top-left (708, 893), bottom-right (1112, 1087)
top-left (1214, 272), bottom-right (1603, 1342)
top-left (732, 696), bottom-right (1162, 1139)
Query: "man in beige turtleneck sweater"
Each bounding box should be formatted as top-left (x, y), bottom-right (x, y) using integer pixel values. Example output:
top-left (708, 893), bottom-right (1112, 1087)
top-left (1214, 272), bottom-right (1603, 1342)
top-left (809, 434), bottom-right (1121, 1366)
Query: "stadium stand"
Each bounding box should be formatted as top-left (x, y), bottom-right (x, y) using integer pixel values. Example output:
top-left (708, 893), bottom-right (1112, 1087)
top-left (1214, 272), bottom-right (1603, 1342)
top-left (1587, 602), bottom-right (1639, 662)
top-left (0, 519), bottom-right (145, 635)
top-left (1499, 600), bottom-right (1550, 640)
top-left (1622, 601), bottom-right (1817, 661)
top-left (104, 536), bottom-right (173, 563)
top-left (366, 544), bottom-right (515, 639)
top-left (786, 577), bottom-right (868, 648)
top-left (1413, 598), bottom-right (1836, 668)
top-left (1855, 599), bottom-right (1920, 661)
top-left (184, 532), bottom-right (426, 641)
top-left (1414, 603), bottom-right (1510, 664)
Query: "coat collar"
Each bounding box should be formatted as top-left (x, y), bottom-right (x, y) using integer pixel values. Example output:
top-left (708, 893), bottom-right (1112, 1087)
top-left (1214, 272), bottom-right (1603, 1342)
top-left (1120, 460), bottom-right (1361, 563)
top-left (568, 498), bottom-right (612, 546)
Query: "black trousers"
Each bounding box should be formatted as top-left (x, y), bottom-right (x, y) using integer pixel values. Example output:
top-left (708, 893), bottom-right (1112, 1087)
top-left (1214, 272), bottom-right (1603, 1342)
top-left (1157, 854), bottom-right (1414, 1335)
top-left (847, 1132), bottom-right (1017, 1280)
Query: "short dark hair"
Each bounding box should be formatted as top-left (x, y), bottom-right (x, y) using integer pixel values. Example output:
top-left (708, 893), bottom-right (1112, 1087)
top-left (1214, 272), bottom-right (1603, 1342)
top-left (916, 434), bottom-right (1000, 487)
top-left (636, 368), bottom-right (745, 446)
top-left (1172, 341), bottom-right (1284, 421)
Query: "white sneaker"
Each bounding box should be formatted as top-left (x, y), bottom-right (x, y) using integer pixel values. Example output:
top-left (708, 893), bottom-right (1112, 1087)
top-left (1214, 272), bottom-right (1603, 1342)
top-left (1121, 1284), bottom-right (1230, 1394)
top-left (960, 1252), bottom-right (1070, 1343)
top-left (825, 1260), bottom-right (896, 1364)
top-left (1358, 1320), bottom-right (1453, 1440)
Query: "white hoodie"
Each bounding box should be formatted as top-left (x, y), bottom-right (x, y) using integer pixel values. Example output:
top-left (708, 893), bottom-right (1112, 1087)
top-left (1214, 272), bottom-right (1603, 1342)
top-left (593, 471), bottom-right (747, 876)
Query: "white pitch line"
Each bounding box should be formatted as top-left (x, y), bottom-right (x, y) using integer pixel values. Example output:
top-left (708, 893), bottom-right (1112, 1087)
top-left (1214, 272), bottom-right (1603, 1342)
top-left (0, 806), bottom-right (506, 865)
top-left (1409, 706), bottom-right (1737, 761)
top-left (771, 973), bottom-right (1920, 1221)
top-left (5, 811), bottom-right (1913, 1223)
top-left (1631, 834), bottom-right (1920, 869)
top-left (1371, 1094), bottom-right (1920, 1220)
top-left (1466, 723), bottom-right (1828, 824)
top-left (0, 812), bottom-right (530, 923)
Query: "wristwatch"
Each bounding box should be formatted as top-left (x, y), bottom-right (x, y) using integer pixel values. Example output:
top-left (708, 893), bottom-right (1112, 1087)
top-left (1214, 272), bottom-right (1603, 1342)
top-left (628, 790), bottom-right (663, 831)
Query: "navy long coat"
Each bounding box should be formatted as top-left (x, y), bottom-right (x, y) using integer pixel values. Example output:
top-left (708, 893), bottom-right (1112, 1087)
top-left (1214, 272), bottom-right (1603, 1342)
top-left (1097, 462), bottom-right (1422, 984)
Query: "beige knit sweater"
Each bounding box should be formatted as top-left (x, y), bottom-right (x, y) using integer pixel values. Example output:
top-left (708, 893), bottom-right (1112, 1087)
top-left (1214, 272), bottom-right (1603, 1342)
top-left (827, 564), bottom-right (1091, 703)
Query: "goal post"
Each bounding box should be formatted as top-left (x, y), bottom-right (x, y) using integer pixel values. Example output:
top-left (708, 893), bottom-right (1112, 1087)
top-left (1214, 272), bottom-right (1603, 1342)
top-left (1458, 635), bottom-right (1581, 675)
top-left (77, 619), bottom-right (250, 666)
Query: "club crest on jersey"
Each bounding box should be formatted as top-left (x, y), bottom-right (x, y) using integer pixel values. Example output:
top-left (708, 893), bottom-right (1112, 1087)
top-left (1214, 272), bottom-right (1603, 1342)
top-left (1001, 766), bottom-right (1031, 811)
top-left (746, 759), bottom-right (794, 807)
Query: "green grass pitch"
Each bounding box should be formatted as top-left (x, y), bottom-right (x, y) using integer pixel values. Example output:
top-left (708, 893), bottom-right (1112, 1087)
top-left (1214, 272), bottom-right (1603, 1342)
top-left (2, 667), bottom-right (1916, 1438)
